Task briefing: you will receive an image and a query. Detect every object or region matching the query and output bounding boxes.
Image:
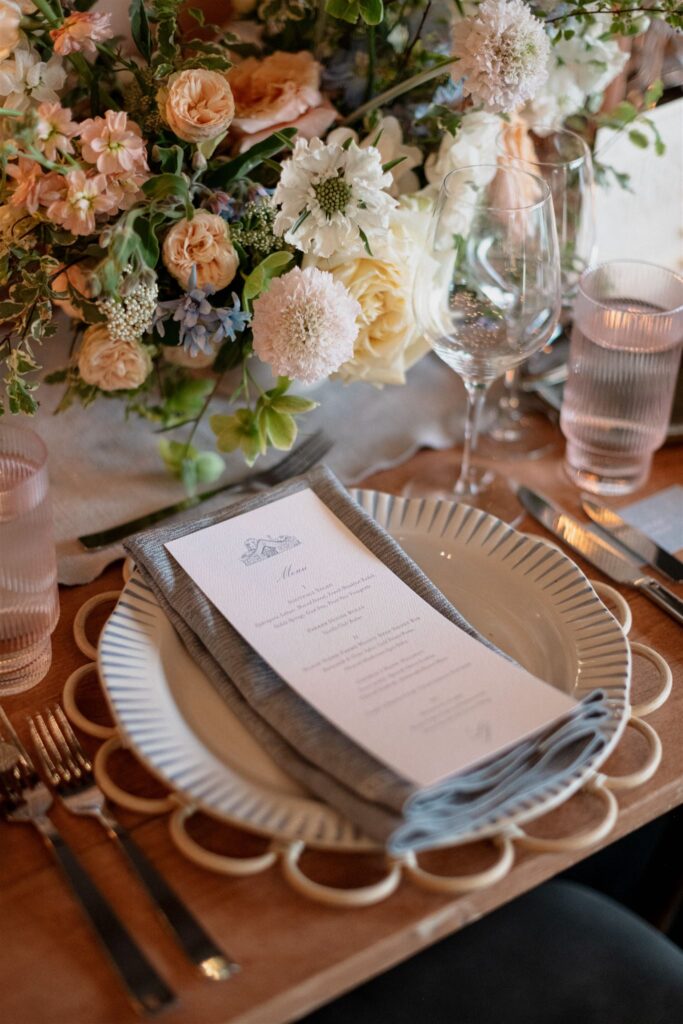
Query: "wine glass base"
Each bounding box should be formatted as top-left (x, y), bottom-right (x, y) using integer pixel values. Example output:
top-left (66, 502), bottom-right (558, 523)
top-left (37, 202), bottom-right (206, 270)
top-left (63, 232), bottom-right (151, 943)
top-left (483, 408), bottom-right (559, 460)
top-left (401, 461), bottom-right (523, 526)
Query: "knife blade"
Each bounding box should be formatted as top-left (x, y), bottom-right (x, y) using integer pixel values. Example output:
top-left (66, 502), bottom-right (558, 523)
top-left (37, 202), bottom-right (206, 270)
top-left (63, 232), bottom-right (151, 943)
top-left (517, 485), bottom-right (683, 626)
top-left (581, 498), bottom-right (683, 583)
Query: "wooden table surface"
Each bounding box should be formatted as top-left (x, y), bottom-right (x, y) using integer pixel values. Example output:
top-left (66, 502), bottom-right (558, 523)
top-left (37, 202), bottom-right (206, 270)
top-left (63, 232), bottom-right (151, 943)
top-left (1, 441), bottom-right (682, 1024)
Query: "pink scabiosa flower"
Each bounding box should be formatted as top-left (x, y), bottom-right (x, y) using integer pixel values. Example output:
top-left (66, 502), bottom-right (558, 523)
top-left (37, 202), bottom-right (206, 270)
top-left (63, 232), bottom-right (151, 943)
top-left (46, 169), bottom-right (116, 235)
top-left (35, 102), bottom-right (78, 161)
top-left (79, 110), bottom-right (148, 176)
top-left (49, 12), bottom-right (113, 57)
top-left (251, 266), bottom-right (360, 384)
top-left (452, 0), bottom-right (550, 113)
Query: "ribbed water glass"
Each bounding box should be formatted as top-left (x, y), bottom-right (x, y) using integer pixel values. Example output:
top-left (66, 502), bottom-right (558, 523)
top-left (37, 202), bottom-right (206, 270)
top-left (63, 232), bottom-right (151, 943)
top-left (561, 261), bottom-right (683, 495)
top-left (0, 424), bottom-right (59, 694)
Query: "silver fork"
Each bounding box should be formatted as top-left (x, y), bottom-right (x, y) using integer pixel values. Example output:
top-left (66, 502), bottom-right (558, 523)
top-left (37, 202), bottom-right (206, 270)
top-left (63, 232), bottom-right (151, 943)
top-left (29, 704), bottom-right (237, 982)
top-left (79, 428), bottom-right (333, 549)
top-left (0, 707), bottom-right (174, 1015)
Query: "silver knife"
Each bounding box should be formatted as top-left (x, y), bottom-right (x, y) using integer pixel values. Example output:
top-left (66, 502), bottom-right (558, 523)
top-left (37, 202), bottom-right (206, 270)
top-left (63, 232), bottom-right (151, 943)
top-left (517, 485), bottom-right (683, 626)
top-left (581, 498), bottom-right (683, 583)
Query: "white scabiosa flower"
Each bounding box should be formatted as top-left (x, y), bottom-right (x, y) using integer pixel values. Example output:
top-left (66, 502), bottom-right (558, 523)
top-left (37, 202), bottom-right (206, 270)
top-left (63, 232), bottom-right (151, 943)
top-left (251, 266), bottom-right (360, 384)
top-left (452, 0), bottom-right (550, 113)
top-left (273, 137), bottom-right (396, 259)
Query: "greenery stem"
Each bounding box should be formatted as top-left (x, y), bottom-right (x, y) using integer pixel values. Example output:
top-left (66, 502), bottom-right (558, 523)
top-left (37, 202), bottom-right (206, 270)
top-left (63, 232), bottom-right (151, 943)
top-left (342, 57), bottom-right (459, 127)
top-left (364, 26), bottom-right (377, 104)
top-left (399, 0), bottom-right (432, 74)
top-left (30, 0), bottom-right (61, 27)
top-left (182, 372), bottom-right (225, 459)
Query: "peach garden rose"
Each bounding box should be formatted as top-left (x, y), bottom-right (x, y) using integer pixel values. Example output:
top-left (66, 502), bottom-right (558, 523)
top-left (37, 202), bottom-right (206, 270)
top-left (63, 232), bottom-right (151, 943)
top-left (162, 210), bottom-right (239, 291)
top-left (162, 69), bottom-right (235, 144)
top-left (227, 51), bottom-right (337, 152)
top-left (78, 324), bottom-right (152, 391)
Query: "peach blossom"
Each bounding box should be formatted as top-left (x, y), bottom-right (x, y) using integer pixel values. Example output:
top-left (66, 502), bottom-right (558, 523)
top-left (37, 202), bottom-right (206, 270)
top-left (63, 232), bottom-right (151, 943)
top-left (50, 12), bottom-right (113, 57)
top-left (79, 110), bottom-right (148, 175)
top-left (6, 158), bottom-right (44, 213)
top-left (46, 169), bottom-right (116, 236)
top-left (0, 1), bottom-right (21, 61)
top-left (162, 210), bottom-right (238, 291)
top-left (162, 69), bottom-right (235, 144)
top-left (228, 51), bottom-right (337, 152)
top-left (35, 101), bottom-right (78, 161)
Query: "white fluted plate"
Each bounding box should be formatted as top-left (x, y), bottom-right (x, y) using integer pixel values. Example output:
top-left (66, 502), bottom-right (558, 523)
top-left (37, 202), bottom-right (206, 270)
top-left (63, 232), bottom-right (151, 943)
top-left (98, 492), bottom-right (630, 851)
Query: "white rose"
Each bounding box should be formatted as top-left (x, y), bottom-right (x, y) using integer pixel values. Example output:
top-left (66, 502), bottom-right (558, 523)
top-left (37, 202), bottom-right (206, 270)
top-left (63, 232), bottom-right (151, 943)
top-left (0, 0), bottom-right (21, 61)
top-left (307, 205), bottom-right (432, 386)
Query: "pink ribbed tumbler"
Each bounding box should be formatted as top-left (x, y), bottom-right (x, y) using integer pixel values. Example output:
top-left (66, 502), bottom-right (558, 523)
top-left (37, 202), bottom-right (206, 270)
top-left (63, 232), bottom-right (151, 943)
top-left (561, 261), bottom-right (683, 495)
top-left (0, 424), bottom-right (59, 694)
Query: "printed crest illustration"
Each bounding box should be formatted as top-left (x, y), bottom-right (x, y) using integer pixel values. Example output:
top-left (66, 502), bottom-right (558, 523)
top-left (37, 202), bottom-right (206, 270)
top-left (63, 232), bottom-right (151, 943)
top-left (241, 535), bottom-right (301, 566)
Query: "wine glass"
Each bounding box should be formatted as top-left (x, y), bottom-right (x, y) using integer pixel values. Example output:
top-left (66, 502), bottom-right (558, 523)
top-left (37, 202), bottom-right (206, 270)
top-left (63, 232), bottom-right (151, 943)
top-left (489, 126), bottom-right (596, 453)
top-left (410, 164), bottom-right (561, 519)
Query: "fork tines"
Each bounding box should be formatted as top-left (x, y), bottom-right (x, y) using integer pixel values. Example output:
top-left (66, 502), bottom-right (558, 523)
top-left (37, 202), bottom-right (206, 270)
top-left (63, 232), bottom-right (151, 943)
top-left (29, 705), bottom-right (91, 788)
top-left (0, 706), bottom-right (36, 777)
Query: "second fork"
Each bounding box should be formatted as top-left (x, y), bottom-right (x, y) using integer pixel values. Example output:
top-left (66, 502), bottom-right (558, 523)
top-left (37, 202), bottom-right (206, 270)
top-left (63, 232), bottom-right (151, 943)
top-left (30, 705), bottom-right (238, 982)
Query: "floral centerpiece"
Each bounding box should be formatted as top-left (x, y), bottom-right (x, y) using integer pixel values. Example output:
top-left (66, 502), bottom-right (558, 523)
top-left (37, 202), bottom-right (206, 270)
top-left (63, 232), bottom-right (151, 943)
top-left (0, 0), bottom-right (677, 487)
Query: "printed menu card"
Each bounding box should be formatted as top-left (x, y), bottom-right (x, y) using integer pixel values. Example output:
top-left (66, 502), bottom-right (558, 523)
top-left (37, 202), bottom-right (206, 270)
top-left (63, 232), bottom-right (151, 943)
top-left (166, 489), bottom-right (577, 787)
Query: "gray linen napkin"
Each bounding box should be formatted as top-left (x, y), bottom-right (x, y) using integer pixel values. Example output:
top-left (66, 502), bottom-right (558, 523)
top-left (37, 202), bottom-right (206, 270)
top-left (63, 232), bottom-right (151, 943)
top-left (126, 465), bottom-right (610, 852)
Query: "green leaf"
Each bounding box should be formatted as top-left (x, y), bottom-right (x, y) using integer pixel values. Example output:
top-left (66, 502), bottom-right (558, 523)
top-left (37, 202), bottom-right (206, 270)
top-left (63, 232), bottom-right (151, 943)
top-left (359, 0), bottom-right (384, 25)
top-left (270, 394), bottom-right (318, 414)
top-left (165, 377), bottom-right (213, 417)
top-left (130, 0), bottom-right (152, 62)
top-left (628, 129), bottom-right (649, 149)
top-left (382, 156), bottom-right (406, 174)
top-left (181, 457), bottom-right (198, 492)
top-left (135, 217), bottom-right (160, 268)
top-left (194, 451), bottom-right (225, 484)
top-left (0, 300), bottom-right (23, 322)
top-left (204, 128), bottom-right (297, 188)
top-left (155, 145), bottom-right (185, 174)
top-left (142, 173), bottom-right (192, 212)
top-left (325, 0), bottom-right (361, 23)
top-left (262, 407), bottom-right (297, 450)
top-left (242, 252), bottom-right (294, 309)
top-left (159, 438), bottom-right (198, 472)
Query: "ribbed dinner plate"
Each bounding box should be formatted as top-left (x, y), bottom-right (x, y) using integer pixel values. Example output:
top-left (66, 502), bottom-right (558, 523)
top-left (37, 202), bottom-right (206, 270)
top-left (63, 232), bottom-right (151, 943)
top-left (98, 492), bottom-right (630, 851)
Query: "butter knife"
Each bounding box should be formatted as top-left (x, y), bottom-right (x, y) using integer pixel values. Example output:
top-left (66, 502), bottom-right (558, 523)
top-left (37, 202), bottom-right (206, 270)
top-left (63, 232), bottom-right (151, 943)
top-left (581, 498), bottom-right (683, 583)
top-left (517, 485), bottom-right (683, 626)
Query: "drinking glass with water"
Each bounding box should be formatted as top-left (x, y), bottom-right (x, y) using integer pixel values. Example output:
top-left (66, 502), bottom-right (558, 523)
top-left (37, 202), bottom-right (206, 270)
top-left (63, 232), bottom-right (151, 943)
top-left (0, 424), bottom-right (59, 693)
top-left (561, 261), bottom-right (683, 495)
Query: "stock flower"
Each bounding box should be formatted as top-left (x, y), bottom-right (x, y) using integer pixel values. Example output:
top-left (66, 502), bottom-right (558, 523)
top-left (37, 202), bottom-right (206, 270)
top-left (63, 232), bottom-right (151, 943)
top-left (524, 17), bottom-right (629, 130)
top-left (0, 1), bottom-right (22, 61)
top-left (34, 101), bottom-right (78, 160)
top-left (46, 169), bottom-right (115, 235)
top-left (327, 116), bottom-right (422, 198)
top-left (162, 69), bottom-right (235, 143)
top-left (228, 51), bottom-right (337, 152)
top-left (78, 324), bottom-right (152, 391)
top-left (6, 157), bottom-right (44, 213)
top-left (423, 110), bottom-right (501, 190)
top-left (79, 110), bottom-right (148, 175)
top-left (0, 44), bottom-right (65, 112)
top-left (50, 11), bottom-right (113, 57)
top-left (451, 0), bottom-right (550, 113)
top-left (273, 137), bottom-right (396, 259)
top-left (309, 206), bottom-right (431, 386)
top-left (251, 266), bottom-right (360, 384)
top-left (162, 210), bottom-right (239, 291)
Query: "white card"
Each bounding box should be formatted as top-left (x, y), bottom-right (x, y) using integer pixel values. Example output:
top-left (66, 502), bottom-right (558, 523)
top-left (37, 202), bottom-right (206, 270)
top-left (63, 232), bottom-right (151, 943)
top-left (166, 489), bottom-right (577, 788)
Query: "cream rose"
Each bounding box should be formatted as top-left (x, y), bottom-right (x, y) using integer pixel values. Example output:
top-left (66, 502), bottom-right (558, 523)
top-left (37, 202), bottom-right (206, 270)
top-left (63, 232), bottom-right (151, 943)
top-left (78, 324), bottom-right (152, 391)
top-left (228, 51), bottom-right (337, 152)
top-left (162, 210), bottom-right (238, 291)
top-left (308, 207), bottom-right (431, 386)
top-left (163, 69), bottom-right (235, 144)
top-left (0, 1), bottom-right (22, 60)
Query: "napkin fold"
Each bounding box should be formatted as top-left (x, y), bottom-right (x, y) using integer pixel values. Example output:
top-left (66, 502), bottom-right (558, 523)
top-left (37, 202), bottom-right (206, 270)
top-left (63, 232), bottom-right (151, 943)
top-left (126, 465), bottom-right (610, 853)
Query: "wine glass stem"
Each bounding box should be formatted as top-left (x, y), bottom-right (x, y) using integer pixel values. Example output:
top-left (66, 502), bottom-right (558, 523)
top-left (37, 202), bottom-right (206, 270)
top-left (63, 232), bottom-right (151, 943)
top-left (456, 380), bottom-right (489, 497)
top-left (503, 367), bottom-right (522, 418)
